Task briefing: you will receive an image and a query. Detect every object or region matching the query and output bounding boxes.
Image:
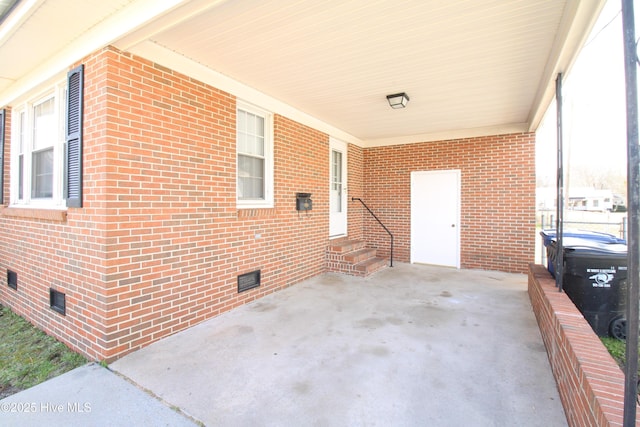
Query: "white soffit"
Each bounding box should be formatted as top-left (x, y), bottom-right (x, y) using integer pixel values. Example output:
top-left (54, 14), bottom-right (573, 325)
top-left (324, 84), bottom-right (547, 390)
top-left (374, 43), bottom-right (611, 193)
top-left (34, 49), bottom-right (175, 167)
top-left (126, 0), bottom-right (605, 145)
top-left (0, 0), bottom-right (190, 104)
top-left (0, 0), bottom-right (607, 146)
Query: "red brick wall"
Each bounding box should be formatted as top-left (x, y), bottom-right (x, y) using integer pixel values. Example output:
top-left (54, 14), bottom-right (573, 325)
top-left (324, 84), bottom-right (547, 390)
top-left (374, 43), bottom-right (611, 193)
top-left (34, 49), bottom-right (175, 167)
top-left (0, 46), bottom-right (331, 361)
top-left (0, 45), bottom-right (536, 361)
top-left (0, 52), bottom-right (114, 360)
top-left (0, 55), bottom-right (110, 360)
top-left (528, 264), bottom-right (638, 426)
top-left (362, 134), bottom-right (535, 273)
top-left (100, 48), bottom-right (331, 359)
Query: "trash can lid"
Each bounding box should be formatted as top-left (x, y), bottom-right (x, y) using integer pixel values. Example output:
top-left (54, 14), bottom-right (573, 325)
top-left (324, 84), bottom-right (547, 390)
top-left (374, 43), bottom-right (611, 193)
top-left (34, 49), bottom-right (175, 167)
top-left (558, 236), bottom-right (627, 257)
top-left (540, 229), bottom-right (626, 244)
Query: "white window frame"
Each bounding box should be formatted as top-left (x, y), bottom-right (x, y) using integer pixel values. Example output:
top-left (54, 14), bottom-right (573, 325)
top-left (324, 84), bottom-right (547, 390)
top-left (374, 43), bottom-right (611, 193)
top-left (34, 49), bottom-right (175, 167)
top-left (10, 81), bottom-right (67, 209)
top-left (236, 101), bottom-right (274, 209)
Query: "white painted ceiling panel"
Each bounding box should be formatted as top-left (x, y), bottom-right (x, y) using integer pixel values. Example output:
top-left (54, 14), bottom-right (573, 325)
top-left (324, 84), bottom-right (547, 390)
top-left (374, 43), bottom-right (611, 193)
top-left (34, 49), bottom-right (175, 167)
top-left (0, 0), bottom-right (135, 85)
top-left (0, 0), bottom-right (606, 144)
top-left (147, 0), bottom-right (570, 140)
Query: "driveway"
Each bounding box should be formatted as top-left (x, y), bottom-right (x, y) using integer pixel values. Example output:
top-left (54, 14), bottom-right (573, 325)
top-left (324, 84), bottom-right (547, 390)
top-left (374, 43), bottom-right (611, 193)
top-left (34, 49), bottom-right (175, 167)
top-left (110, 263), bottom-right (566, 426)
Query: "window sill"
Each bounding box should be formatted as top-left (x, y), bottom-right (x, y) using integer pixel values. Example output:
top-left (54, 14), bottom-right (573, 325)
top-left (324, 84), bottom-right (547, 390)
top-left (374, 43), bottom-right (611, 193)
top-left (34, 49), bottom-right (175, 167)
top-left (2, 207), bottom-right (68, 222)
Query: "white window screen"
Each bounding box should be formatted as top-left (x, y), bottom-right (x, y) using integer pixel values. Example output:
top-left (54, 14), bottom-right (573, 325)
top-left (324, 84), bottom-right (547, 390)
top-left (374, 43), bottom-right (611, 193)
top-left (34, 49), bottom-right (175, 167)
top-left (33, 98), bottom-right (55, 150)
top-left (18, 111), bottom-right (25, 200)
top-left (11, 81), bottom-right (67, 208)
top-left (238, 109), bottom-right (266, 200)
top-left (31, 97), bottom-right (55, 198)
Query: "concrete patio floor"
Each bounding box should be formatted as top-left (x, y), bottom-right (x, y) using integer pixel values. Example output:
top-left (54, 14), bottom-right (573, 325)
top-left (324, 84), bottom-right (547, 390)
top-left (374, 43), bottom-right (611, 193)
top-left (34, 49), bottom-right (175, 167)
top-left (0, 263), bottom-right (567, 426)
top-left (108, 263), bottom-right (567, 426)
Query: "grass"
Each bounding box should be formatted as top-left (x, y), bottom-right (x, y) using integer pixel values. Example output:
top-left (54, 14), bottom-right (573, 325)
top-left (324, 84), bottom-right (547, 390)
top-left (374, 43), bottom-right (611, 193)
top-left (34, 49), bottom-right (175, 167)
top-left (601, 336), bottom-right (640, 397)
top-left (0, 304), bottom-right (87, 399)
top-left (601, 337), bottom-right (628, 367)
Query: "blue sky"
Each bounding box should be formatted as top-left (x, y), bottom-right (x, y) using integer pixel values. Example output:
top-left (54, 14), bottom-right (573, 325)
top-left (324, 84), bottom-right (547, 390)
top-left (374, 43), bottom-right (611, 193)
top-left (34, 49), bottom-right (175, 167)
top-left (536, 0), bottom-right (630, 186)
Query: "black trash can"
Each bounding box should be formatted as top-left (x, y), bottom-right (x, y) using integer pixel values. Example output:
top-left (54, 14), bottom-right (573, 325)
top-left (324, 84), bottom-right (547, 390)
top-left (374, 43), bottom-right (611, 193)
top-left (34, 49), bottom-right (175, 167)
top-left (540, 229), bottom-right (625, 277)
top-left (548, 237), bottom-right (628, 339)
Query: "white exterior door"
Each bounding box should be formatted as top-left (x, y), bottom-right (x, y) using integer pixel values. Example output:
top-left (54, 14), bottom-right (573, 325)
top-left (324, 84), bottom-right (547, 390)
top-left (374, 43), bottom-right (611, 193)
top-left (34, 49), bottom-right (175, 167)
top-left (329, 138), bottom-right (347, 237)
top-left (411, 170), bottom-right (460, 267)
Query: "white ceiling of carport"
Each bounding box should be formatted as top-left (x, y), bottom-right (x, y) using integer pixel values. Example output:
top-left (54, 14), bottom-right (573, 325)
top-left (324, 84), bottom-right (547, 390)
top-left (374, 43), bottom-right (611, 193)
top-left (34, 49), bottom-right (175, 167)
top-left (0, 0), bottom-right (607, 145)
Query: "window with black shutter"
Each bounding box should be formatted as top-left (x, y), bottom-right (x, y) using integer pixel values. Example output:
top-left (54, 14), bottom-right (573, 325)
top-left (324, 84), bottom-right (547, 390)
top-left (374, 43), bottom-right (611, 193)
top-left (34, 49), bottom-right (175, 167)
top-left (10, 70), bottom-right (77, 208)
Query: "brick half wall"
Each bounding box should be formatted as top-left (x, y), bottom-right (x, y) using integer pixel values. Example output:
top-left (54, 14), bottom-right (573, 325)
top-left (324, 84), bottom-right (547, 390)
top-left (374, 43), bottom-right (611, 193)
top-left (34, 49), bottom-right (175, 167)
top-left (528, 263), bottom-right (639, 426)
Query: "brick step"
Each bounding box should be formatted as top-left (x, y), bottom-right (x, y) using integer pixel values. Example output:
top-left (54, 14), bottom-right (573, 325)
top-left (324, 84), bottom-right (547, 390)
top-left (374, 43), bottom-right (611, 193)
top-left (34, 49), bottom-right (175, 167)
top-left (327, 239), bottom-right (366, 254)
top-left (344, 247), bottom-right (377, 264)
top-left (326, 239), bottom-right (389, 277)
top-left (353, 257), bottom-right (388, 276)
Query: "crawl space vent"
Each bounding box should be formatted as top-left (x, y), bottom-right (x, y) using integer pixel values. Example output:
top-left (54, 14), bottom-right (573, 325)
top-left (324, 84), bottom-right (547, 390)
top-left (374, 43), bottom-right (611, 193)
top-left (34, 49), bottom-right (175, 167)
top-left (7, 270), bottom-right (17, 290)
top-left (49, 288), bottom-right (66, 315)
top-left (238, 270), bottom-right (261, 293)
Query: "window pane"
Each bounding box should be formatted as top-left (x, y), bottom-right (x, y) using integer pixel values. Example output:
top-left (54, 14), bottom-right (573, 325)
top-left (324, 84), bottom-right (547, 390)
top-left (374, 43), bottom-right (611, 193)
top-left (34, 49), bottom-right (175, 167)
top-left (245, 135), bottom-right (265, 157)
top-left (254, 135), bottom-right (264, 157)
top-left (247, 112), bottom-right (255, 135)
top-left (18, 155), bottom-right (23, 200)
top-left (237, 106), bottom-right (270, 204)
top-left (252, 113), bottom-right (264, 156)
top-left (238, 132), bottom-right (247, 154)
top-left (238, 154), bottom-right (264, 199)
top-left (33, 98), bottom-right (56, 151)
top-left (238, 110), bottom-right (247, 133)
top-left (19, 111), bottom-right (25, 154)
top-left (256, 116), bottom-right (264, 137)
top-left (238, 109), bottom-right (264, 157)
top-left (32, 148), bottom-right (54, 198)
top-left (332, 150), bottom-right (342, 190)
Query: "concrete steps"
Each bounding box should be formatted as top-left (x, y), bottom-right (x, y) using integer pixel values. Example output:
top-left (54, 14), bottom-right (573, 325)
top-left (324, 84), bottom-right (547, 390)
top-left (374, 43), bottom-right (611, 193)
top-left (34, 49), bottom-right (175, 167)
top-left (326, 239), bottom-right (388, 277)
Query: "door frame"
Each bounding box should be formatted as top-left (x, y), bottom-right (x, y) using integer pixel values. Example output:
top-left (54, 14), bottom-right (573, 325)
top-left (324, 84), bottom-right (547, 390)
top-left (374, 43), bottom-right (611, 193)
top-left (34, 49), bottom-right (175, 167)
top-left (410, 169), bottom-right (461, 268)
top-left (329, 137), bottom-right (348, 238)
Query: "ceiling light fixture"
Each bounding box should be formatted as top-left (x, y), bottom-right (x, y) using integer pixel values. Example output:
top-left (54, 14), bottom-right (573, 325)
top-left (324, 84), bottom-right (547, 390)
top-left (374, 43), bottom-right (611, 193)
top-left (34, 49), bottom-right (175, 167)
top-left (386, 92), bottom-right (409, 109)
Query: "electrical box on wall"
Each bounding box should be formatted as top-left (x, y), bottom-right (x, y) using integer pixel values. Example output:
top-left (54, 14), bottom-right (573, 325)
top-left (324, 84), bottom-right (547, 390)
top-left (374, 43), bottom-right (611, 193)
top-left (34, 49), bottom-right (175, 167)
top-left (296, 193), bottom-right (312, 211)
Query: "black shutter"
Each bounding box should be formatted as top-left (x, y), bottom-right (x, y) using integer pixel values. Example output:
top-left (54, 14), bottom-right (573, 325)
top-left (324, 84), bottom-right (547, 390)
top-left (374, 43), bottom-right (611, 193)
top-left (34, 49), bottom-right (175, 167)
top-left (0, 109), bottom-right (4, 205)
top-left (65, 65), bottom-right (84, 208)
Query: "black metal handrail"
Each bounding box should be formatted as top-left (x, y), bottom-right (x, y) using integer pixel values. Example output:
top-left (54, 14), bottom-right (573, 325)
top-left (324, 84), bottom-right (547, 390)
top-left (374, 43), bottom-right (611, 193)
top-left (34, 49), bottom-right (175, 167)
top-left (351, 197), bottom-right (393, 267)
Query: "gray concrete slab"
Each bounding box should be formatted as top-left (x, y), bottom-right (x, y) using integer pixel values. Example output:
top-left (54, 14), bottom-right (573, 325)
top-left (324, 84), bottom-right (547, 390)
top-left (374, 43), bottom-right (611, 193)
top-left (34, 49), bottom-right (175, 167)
top-left (109, 263), bottom-right (567, 426)
top-left (0, 363), bottom-right (197, 427)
